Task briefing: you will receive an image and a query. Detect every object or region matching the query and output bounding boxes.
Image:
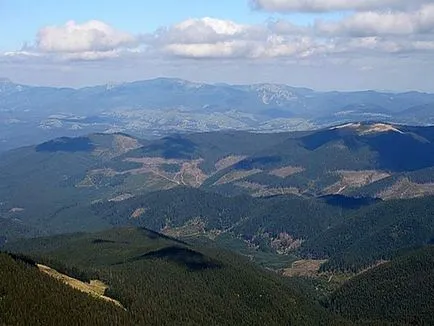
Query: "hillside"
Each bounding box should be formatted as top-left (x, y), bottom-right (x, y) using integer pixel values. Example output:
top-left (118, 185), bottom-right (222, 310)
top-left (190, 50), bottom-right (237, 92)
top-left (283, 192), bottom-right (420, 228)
top-left (3, 227), bottom-right (347, 326)
top-left (327, 246), bottom-right (434, 325)
top-left (2, 123), bottom-right (434, 324)
top-left (89, 187), bottom-right (379, 260)
top-left (349, 166), bottom-right (434, 200)
top-left (3, 123), bottom-right (434, 242)
top-left (126, 122), bottom-right (434, 197)
top-left (0, 252), bottom-right (130, 325)
top-left (0, 217), bottom-right (41, 245)
top-left (300, 196), bottom-right (434, 271)
top-left (0, 133), bottom-right (142, 237)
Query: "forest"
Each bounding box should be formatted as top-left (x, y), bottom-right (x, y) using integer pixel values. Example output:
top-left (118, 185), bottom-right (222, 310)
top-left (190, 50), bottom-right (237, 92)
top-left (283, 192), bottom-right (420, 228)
top-left (327, 246), bottom-right (434, 325)
top-left (2, 227), bottom-right (347, 326)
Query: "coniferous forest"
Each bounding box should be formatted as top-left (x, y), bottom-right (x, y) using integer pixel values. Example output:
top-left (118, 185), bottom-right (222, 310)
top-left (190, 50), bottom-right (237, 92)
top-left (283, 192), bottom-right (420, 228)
top-left (1, 228), bottom-right (347, 326)
top-left (3, 124), bottom-right (434, 325)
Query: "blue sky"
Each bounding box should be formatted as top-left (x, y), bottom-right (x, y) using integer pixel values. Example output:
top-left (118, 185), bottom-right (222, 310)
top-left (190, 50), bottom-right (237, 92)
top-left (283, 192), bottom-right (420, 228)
top-left (1, 1), bottom-right (253, 48)
top-left (0, 0), bottom-right (336, 51)
top-left (1, 0), bottom-right (434, 91)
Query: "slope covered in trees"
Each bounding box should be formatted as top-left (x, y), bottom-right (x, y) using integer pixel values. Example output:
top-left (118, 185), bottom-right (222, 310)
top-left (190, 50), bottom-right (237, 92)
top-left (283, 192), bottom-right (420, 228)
top-left (4, 227), bottom-right (348, 325)
top-left (91, 187), bottom-right (366, 245)
top-left (327, 246), bottom-right (434, 325)
top-left (300, 196), bottom-right (434, 271)
top-left (0, 252), bottom-right (130, 325)
top-left (4, 123), bottom-right (434, 240)
top-left (0, 217), bottom-right (41, 245)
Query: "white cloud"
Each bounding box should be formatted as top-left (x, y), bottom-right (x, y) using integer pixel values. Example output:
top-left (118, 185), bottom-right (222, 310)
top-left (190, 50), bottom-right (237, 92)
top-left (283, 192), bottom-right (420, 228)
top-left (267, 19), bottom-right (309, 35)
top-left (175, 17), bottom-right (245, 36)
top-left (250, 0), bottom-right (430, 13)
top-left (2, 8), bottom-right (434, 92)
top-left (152, 17), bottom-right (323, 59)
top-left (164, 42), bottom-right (248, 58)
top-left (153, 17), bottom-right (270, 46)
top-left (61, 50), bottom-right (121, 61)
top-left (5, 20), bottom-right (139, 61)
top-left (7, 12), bottom-right (434, 63)
top-left (37, 20), bottom-right (137, 53)
top-left (316, 4), bottom-right (434, 37)
top-left (4, 51), bottom-right (42, 57)
top-left (3, 1), bottom-right (434, 94)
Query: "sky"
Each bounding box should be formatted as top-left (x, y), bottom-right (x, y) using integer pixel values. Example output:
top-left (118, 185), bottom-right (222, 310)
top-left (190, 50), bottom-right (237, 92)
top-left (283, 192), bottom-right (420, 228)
top-left (1, 0), bottom-right (434, 91)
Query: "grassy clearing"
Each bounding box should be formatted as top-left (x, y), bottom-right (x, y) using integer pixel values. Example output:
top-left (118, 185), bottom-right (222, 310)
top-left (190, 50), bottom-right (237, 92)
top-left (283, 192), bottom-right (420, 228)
top-left (37, 264), bottom-right (124, 309)
top-left (282, 259), bottom-right (327, 278)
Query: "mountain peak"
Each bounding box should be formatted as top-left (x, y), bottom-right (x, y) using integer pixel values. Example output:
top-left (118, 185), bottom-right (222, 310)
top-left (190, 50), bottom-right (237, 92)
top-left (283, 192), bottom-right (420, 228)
top-left (332, 122), bottom-right (403, 135)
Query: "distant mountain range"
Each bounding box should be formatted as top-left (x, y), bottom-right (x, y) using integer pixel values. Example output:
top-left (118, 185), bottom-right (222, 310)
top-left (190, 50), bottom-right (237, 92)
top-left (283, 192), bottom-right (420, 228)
top-left (1, 77), bottom-right (434, 152)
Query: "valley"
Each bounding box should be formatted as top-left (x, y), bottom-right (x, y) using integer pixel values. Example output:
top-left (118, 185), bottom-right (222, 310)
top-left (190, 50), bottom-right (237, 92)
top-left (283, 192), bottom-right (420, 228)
top-left (2, 121), bottom-right (434, 325)
top-left (3, 0), bottom-right (434, 324)
top-left (2, 228), bottom-right (347, 325)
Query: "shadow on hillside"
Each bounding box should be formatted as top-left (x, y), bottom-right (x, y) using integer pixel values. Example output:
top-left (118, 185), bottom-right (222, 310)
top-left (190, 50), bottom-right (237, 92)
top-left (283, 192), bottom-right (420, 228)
top-left (130, 246), bottom-right (222, 271)
top-left (36, 137), bottom-right (95, 152)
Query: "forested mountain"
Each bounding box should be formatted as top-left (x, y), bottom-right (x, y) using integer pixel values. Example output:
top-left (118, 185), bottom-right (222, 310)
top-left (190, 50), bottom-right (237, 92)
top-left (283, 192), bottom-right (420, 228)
top-left (2, 122), bottom-right (434, 324)
top-left (327, 246), bottom-right (434, 325)
top-left (92, 187), bottom-right (351, 237)
top-left (300, 196), bottom-right (434, 271)
top-left (2, 227), bottom-right (347, 326)
top-left (2, 123), bottom-right (434, 259)
top-left (0, 123), bottom-right (434, 238)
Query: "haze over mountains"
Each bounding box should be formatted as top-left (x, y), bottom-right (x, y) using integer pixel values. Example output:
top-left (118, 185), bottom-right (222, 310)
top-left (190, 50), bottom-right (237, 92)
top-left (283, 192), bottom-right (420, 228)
top-left (3, 77), bottom-right (434, 325)
top-left (2, 122), bottom-right (434, 265)
top-left (2, 77), bottom-right (434, 152)
top-left (2, 121), bottom-right (434, 324)
top-left (4, 0), bottom-right (434, 322)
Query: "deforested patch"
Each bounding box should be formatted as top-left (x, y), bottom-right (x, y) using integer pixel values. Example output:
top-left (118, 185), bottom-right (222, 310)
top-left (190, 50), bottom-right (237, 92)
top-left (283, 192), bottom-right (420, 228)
top-left (269, 166), bottom-right (305, 178)
top-left (214, 155), bottom-right (247, 171)
top-left (214, 169), bottom-right (262, 185)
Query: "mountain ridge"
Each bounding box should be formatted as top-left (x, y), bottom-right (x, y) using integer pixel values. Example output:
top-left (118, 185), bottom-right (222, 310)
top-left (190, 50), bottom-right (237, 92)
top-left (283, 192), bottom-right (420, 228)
top-left (3, 122), bottom-right (434, 255)
top-left (2, 77), bottom-right (434, 153)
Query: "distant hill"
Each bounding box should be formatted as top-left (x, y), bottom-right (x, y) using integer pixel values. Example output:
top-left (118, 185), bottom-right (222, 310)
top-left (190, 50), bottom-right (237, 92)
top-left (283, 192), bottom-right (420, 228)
top-left (349, 166), bottom-right (434, 199)
top-left (90, 187), bottom-right (364, 252)
top-left (397, 102), bottom-right (434, 124)
top-left (327, 246), bottom-right (434, 325)
top-left (202, 122), bottom-right (434, 196)
top-left (0, 132), bottom-right (142, 239)
top-left (3, 227), bottom-right (346, 325)
top-left (0, 217), bottom-right (41, 246)
top-left (300, 196), bottom-right (434, 271)
top-left (3, 123), bottom-right (434, 242)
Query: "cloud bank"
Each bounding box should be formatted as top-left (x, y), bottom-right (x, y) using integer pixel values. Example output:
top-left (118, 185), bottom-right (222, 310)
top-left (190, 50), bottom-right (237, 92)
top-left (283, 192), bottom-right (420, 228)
top-left (8, 2), bottom-right (434, 61)
top-left (2, 1), bottom-right (434, 91)
top-left (250, 0), bottom-right (431, 13)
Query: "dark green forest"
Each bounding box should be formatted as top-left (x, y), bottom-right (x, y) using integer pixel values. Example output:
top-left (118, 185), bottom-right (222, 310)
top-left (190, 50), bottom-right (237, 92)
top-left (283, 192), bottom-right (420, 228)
top-left (3, 227), bottom-right (347, 326)
top-left (3, 125), bottom-right (434, 325)
top-left (91, 187), bottom-right (356, 240)
top-left (0, 252), bottom-right (130, 326)
top-left (300, 196), bottom-right (434, 272)
top-left (4, 229), bottom-right (434, 325)
top-left (327, 246), bottom-right (434, 325)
